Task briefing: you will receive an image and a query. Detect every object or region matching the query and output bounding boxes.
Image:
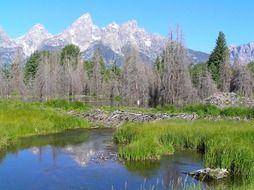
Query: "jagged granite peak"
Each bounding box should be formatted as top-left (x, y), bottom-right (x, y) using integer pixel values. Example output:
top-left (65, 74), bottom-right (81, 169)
top-left (73, 13), bottom-right (94, 26)
top-left (229, 42), bottom-right (254, 63)
top-left (106, 22), bottom-right (120, 30)
top-left (43, 13), bottom-right (101, 51)
top-left (121, 20), bottom-right (139, 29)
top-left (0, 27), bottom-right (22, 65)
top-left (16, 23), bottom-right (53, 56)
top-left (0, 27), bottom-right (17, 48)
top-left (1, 13), bottom-right (214, 65)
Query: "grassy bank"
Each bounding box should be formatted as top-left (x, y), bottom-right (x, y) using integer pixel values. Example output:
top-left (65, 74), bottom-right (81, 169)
top-left (0, 100), bottom-right (90, 150)
top-left (44, 99), bottom-right (92, 112)
top-left (114, 120), bottom-right (254, 180)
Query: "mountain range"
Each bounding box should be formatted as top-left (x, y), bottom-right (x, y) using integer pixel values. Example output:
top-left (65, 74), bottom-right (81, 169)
top-left (0, 13), bottom-right (253, 65)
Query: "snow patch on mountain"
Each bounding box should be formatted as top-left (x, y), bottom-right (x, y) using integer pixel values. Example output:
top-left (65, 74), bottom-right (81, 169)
top-left (229, 43), bottom-right (254, 63)
top-left (0, 28), bottom-right (17, 48)
top-left (0, 12), bottom-right (230, 65)
top-left (15, 24), bottom-right (53, 56)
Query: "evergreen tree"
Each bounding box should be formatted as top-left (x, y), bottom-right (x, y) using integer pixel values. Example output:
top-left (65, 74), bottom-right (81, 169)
top-left (90, 48), bottom-right (104, 97)
top-left (60, 44), bottom-right (80, 66)
top-left (154, 56), bottom-right (164, 78)
top-left (149, 56), bottom-right (164, 107)
top-left (10, 52), bottom-right (26, 97)
top-left (197, 65), bottom-right (217, 99)
top-left (207, 32), bottom-right (230, 85)
top-left (84, 60), bottom-right (94, 79)
top-left (24, 51), bottom-right (41, 83)
top-left (190, 63), bottom-right (207, 88)
top-left (248, 62), bottom-right (254, 75)
top-left (109, 61), bottom-right (121, 106)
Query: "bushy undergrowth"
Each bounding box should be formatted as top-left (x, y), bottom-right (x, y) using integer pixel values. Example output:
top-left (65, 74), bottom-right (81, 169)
top-left (114, 120), bottom-right (254, 180)
top-left (0, 100), bottom-right (90, 150)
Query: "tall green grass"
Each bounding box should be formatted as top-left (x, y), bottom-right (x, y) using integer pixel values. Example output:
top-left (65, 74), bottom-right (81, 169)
top-left (114, 120), bottom-right (254, 180)
top-left (44, 99), bottom-right (92, 112)
top-left (0, 100), bottom-right (90, 150)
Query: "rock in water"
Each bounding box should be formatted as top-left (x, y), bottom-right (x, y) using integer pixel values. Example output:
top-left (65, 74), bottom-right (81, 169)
top-left (187, 168), bottom-right (229, 181)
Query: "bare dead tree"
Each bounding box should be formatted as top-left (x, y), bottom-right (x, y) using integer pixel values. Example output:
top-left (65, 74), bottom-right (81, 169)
top-left (149, 56), bottom-right (164, 107)
top-left (0, 68), bottom-right (5, 98)
top-left (90, 48), bottom-right (104, 103)
top-left (231, 58), bottom-right (253, 98)
top-left (33, 52), bottom-right (52, 101)
top-left (0, 65), bottom-right (11, 99)
top-left (71, 59), bottom-right (86, 97)
top-left (107, 61), bottom-right (121, 106)
top-left (10, 51), bottom-right (26, 99)
top-left (122, 48), bottom-right (150, 106)
top-left (161, 28), bottom-right (196, 106)
top-left (49, 52), bottom-right (61, 99)
top-left (198, 66), bottom-right (217, 100)
top-left (57, 59), bottom-right (69, 98)
top-left (218, 49), bottom-right (231, 92)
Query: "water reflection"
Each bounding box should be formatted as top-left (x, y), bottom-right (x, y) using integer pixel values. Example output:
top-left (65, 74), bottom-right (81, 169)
top-left (124, 160), bottom-right (161, 177)
top-left (63, 129), bottom-right (117, 167)
top-left (0, 129), bottom-right (209, 190)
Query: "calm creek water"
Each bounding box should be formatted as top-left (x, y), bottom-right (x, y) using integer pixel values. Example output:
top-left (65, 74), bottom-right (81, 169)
top-left (0, 129), bottom-right (222, 190)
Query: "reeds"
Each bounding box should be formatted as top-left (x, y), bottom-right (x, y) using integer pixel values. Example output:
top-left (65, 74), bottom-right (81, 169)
top-left (114, 120), bottom-right (254, 180)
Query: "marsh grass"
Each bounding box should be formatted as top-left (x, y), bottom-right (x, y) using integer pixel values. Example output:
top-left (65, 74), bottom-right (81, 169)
top-left (114, 120), bottom-right (254, 181)
top-left (44, 99), bottom-right (92, 112)
top-left (0, 100), bottom-right (90, 150)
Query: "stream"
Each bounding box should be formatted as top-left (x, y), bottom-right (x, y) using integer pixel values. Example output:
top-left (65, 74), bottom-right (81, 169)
top-left (0, 129), bottom-right (223, 190)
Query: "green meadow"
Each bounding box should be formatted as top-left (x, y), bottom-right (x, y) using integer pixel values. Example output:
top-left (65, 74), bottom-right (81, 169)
top-left (0, 100), bottom-right (90, 150)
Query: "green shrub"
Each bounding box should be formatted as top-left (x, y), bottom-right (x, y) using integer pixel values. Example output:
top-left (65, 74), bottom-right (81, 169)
top-left (221, 107), bottom-right (254, 119)
top-left (182, 104), bottom-right (220, 117)
top-left (155, 104), bottom-right (177, 113)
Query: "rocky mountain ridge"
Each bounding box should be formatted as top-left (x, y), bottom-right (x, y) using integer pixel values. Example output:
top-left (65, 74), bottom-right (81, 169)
top-left (0, 13), bottom-right (253, 65)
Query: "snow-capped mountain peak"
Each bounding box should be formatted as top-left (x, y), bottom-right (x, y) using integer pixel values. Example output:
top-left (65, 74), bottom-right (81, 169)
top-left (230, 42), bottom-right (254, 63)
top-left (106, 22), bottom-right (120, 30)
top-left (15, 24), bottom-right (52, 56)
top-left (123, 20), bottom-right (138, 27)
top-left (0, 27), bottom-right (23, 65)
top-left (73, 13), bottom-right (93, 26)
top-left (0, 27), bottom-right (16, 48)
top-left (52, 13), bottom-right (101, 51)
top-left (30, 24), bottom-right (46, 31)
top-left (0, 13), bottom-right (218, 65)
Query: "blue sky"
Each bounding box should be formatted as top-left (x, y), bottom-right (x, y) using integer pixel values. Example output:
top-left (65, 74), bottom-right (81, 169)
top-left (0, 0), bottom-right (253, 53)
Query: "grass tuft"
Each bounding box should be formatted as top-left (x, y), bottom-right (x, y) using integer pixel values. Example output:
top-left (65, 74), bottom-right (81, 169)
top-left (44, 99), bottom-right (92, 112)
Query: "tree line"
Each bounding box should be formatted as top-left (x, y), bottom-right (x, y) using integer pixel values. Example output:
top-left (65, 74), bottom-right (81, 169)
top-left (0, 30), bottom-right (253, 107)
